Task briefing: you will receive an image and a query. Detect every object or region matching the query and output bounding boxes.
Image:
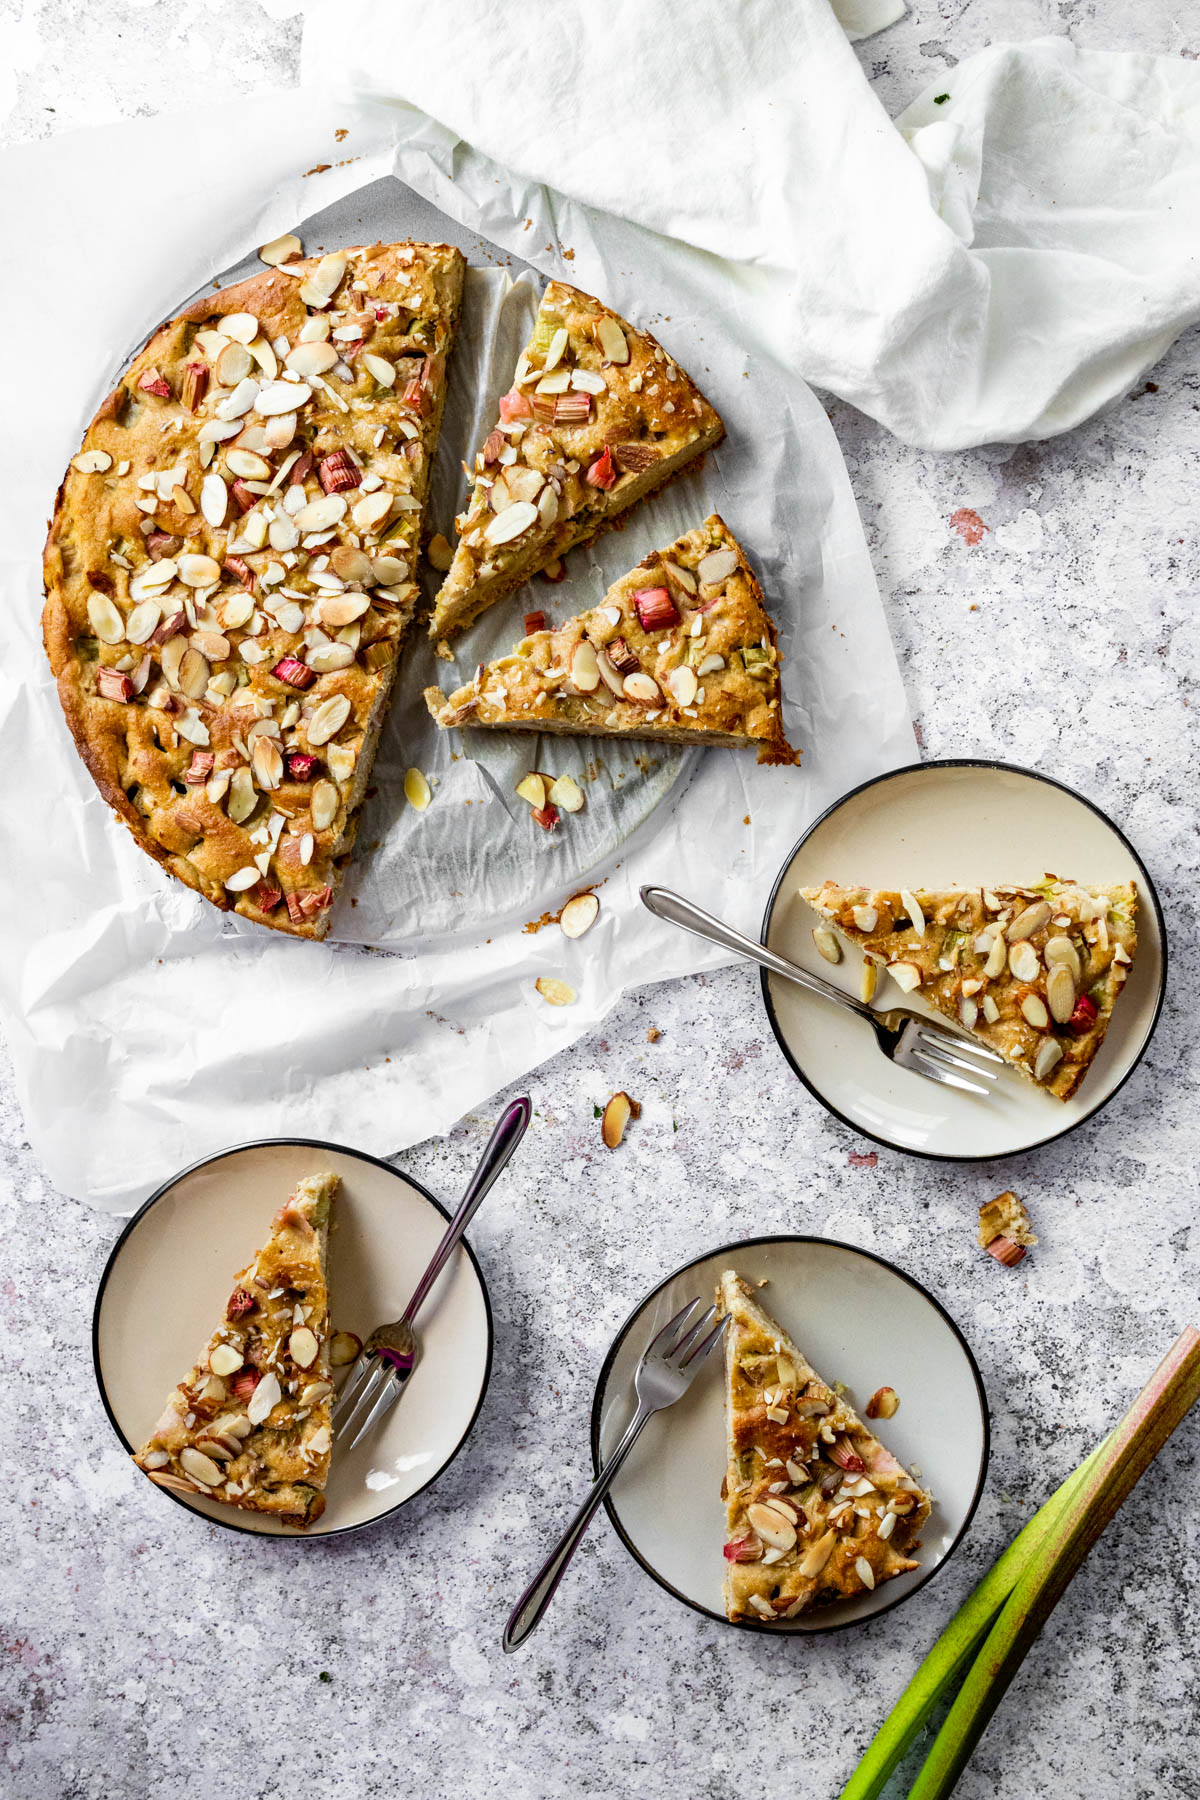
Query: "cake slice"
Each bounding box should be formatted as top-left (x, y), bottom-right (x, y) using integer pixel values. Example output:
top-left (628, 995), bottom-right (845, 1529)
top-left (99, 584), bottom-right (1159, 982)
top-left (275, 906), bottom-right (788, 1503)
top-left (424, 516), bottom-right (795, 764)
top-left (429, 281), bottom-right (724, 650)
top-left (801, 878), bottom-right (1137, 1100)
top-left (717, 1271), bottom-right (930, 1624)
top-left (43, 239), bottom-right (465, 939)
top-left (133, 1172), bottom-right (339, 1528)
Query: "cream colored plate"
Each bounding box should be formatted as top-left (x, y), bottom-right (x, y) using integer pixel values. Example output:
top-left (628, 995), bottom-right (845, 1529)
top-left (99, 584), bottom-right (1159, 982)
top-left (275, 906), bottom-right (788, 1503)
top-left (94, 1140), bottom-right (492, 1537)
top-left (762, 760), bottom-right (1166, 1159)
top-left (592, 1237), bottom-right (988, 1632)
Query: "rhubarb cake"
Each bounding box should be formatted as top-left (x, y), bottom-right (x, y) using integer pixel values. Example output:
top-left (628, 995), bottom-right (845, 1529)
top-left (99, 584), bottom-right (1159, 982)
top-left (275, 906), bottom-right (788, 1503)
top-left (801, 878), bottom-right (1137, 1099)
top-left (718, 1272), bottom-right (930, 1624)
top-left (424, 516), bottom-right (795, 763)
top-left (43, 238), bottom-right (464, 939)
top-left (133, 1172), bottom-right (339, 1528)
top-left (429, 281), bottom-right (724, 651)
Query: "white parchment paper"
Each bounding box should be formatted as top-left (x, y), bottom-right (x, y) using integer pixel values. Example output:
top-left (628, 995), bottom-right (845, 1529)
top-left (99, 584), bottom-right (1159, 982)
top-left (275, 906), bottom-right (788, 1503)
top-left (0, 92), bottom-right (913, 1212)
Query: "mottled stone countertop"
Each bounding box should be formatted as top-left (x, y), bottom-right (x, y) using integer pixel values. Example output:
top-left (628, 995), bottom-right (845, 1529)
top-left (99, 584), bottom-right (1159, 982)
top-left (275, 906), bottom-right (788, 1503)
top-left (2, 4), bottom-right (1198, 1797)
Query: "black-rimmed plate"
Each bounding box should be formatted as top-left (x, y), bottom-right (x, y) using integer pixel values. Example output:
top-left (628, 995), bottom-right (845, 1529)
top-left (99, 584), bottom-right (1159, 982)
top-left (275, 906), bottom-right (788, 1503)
top-left (591, 1236), bottom-right (988, 1632)
top-left (94, 1139), bottom-right (493, 1537)
top-left (761, 760), bottom-right (1167, 1160)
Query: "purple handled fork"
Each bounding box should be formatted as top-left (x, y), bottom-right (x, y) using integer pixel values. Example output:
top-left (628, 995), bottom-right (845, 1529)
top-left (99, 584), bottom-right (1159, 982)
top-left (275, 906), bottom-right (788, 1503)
top-left (333, 1097), bottom-right (531, 1450)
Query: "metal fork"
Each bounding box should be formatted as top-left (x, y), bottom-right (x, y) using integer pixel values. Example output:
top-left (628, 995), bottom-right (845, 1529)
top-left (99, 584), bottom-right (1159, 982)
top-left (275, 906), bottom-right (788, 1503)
top-left (503, 1297), bottom-right (728, 1651)
top-left (333, 1096), bottom-right (531, 1450)
top-left (641, 885), bottom-right (1004, 1097)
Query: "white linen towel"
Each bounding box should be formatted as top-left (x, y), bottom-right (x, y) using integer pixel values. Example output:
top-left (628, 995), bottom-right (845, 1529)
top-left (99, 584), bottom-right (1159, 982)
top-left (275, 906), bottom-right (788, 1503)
top-left (300, 0), bottom-right (1200, 450)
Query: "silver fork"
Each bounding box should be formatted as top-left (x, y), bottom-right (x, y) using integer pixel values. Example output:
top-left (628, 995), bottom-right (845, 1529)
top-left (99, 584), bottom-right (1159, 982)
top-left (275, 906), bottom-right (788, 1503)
top-left (641, 885), bottom-right (1004, 1096)
top-left (503, 1297), bottom-right (728, 1652)
top-left (333, 1096), bottom-right (531, 1450)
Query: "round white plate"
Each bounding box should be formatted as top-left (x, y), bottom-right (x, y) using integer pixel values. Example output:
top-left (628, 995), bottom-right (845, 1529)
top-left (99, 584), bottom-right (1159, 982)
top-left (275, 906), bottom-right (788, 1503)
top-left (761, 760), bottom-right (1166, 1159)
top-left (591, 1237), bottom-right (988, 1633)
top-left (94, 1139), bottom-right (493, 1538)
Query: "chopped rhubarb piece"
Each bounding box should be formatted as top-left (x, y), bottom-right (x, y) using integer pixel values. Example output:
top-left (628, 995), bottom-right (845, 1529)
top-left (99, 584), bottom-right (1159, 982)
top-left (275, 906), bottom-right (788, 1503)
top-left (183, 750), bottom-right (215, 785)
top-left (532, 394), bottom-right (559, 424)
top-left (226, 1287), bottom-right (256, 1320)
top-left (986, 1235), bottom-right (1027, 1268)
top-left (401, 377), bottom-right (427, 413)
top-left (523, 610), bottom-right (547, 636)
top-left (633, 586), bottom-right (679, 632)
top-left (286, 752), bottom-right (319, 782)
top-left (96, 667), bottom-right (133, 702)
top-left (1070, 994), bottom-right (1099, 1032)
top-left (288, 449), bottom-right (315, 487)
top-left (554, 392), bottom-right (591, 424)
top-left (585, 446), bottom-right (616, 489)
top-left (531, 804), bottom-right (560, 832)
top-left (606, 635), bottom-right (639, 675)
top-left (230, 479), bottom-right (257, 515)
top-left (829, 1439), bottom-right (867, 1473)
top-left (180, 362), bottom-right (209, 413)
top-left (272, 656), bottom-right (316, 690)
top-left (230, 1367), bottom-right (260, 1401)
top-left (723, 1534), bottom-right (762, 1563)
top-left (223, 555), bottom-right (255, 591)
top-left (138, 366), bottom-right (171, 398)
top-left (285, 886), bottom-right (334, 925)
top-left (252, 884), bottom-right (283, 914)
top-left (318, 449), bottom-right (361, 494)
top-left (498, 387), bottom-right (532, 423)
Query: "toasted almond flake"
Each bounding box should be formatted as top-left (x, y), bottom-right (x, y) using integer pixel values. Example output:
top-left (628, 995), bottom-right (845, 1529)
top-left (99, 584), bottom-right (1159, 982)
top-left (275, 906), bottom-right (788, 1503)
top-left (697, 547), bottom-right (738, 586)
top-left (812, 925), bottom-right (842, 965)
top-left (179, 1447), bottom-right (224, 1487)
top-left (860, 959), bottom-right (879, 1003)
top-left (548, 774), bottom-right (585, 813)
top-left (1034, 1037), bottom-right (1064, 1081)
top-left (601, 1091), bottom-right (636, 1148)
top-left (220, 312), bottom-right (259, 346)
top-left (516, 772), bottom-right (547, 810)
top-left (1020, 993), bottom-right (1050, 1030)
top-left (746, 1502), bottom-right (797, 1551)
top-left (1005, 900), bottom-right (1053, 942)
top-left (854, 1557), bottom-right (876, 1591)
top-left (484, 499), bottom-right (538, 546)
top-left (798, 1528), bottom-right (838, 1579)
top-left (289, 1326), bottom-right (319, 1368)
top-left (596, 315), bottom-right (628, 363)
top-left (1009, 939), bottom-right (1041, 983)
top-left (899, 889), bottom-right (925, 938)
top-left (888, 960), bottom-right (923, 993)
top-left (71, 449), bottom-right (112, 475)
top-left (560, 892), bottom-right (599, 939)
top-left (306, 694), bottom-right (351, 746)
top-left (851, 904), bottom-right (878, 932)
top-left (536, 977), bottom-right (576, 1007)
top-left (246, 1371), bottom-right (282, 1424)
top-left (255, 381), bottom-right (311, 416)
top-left (428, 533), bottom-right (454, 571)
top-left (224, 866), bottom-right (262, 892)
top-left (259, 232), bottom-right (302, 267)
top-left (87, 592), bottom-right (124, 644)
top-left (208, 1343), bottom-right (243, 1377)
top-left (363, 352), bottom-right (396, 387)
top-left (404, 767), bottom-right (432, 811)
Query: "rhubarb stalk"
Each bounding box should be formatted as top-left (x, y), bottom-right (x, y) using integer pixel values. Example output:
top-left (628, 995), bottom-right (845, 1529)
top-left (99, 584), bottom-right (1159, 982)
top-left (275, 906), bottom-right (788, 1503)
top-left (908, 1326), bottom-right (1200, 1800)
top-left (838, 1444), bottom-right (1107, 1800)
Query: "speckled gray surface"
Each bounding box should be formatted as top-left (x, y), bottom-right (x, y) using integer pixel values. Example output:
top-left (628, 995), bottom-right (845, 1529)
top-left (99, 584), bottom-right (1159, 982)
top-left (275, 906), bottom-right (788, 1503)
top-left (2, 4), bottom-right (1199, 1796)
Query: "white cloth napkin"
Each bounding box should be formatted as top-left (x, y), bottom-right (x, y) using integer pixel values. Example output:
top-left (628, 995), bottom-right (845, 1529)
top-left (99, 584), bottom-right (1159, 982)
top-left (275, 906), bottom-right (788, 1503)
top-left (300, 0), bottom-right (1200, 450)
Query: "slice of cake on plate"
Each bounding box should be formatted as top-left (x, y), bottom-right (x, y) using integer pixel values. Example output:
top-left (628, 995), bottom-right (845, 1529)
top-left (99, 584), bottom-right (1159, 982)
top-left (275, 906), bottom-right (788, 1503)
top-left (429, 281), bottom-right (724, 651)
top-left (717, 1271), bottom-right (930, 1624)
top-left (801, 879), bottom-right (1137, 1099)
top-left (425, 515), bottom-right (795, 764)
top-left (43, 239), bottom-right (464, 939)
top-left (133, 1172), bottom-right (339, 1528)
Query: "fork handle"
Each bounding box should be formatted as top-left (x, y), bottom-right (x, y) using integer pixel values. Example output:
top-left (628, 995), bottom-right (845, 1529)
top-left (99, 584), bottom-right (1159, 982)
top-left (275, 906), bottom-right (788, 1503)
top-left (401, 1096), bottom-right (532, 1329)
top-left (640, 885), bottom-right (877, 1023)
top-left (503, 1403), bottom-right (652, 1653)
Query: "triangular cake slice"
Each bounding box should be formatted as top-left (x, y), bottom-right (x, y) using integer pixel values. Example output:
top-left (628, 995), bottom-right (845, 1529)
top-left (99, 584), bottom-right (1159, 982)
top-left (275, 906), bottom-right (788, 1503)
top-left (717, 1272), bottom-right (930, 1624)
top-left (134, 1172), bottom-right (339, 1528)
top-left (424, 516), bottom-right (795, 764)
top-left (801, 878), bottom-right (1137, 1100)
top-left (44, 239), bottom-right (464, 939)
top-left (429, 280), bottom-right (724, 651)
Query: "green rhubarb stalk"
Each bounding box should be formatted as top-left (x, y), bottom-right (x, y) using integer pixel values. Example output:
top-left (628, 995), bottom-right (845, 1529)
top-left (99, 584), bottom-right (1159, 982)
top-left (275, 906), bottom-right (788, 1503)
top-left (908, 1326), bottom-right (1200, 1800)
top-left (838, 1443), bottom-right (1107, 1800)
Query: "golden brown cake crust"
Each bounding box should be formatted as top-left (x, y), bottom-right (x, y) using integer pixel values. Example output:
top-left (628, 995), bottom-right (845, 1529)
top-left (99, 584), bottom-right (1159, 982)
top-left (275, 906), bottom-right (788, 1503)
top-left (426, 514), bottom-right (796, 764)
top-left (800, 878), bottom-right (1137, 1100)
top-left (133, 1172), bottom-right (340, 1528)
top-left (430, 280), bottom-right (725, 648)
top-left (717, 1272), bottom-right (930, 1624)
top-left (44, 241), bottom-right (464, 940)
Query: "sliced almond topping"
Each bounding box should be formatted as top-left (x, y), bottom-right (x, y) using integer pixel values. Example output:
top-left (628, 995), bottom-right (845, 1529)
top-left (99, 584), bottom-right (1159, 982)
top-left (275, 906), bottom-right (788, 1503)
top-left (570, 639), bottom-right (600, 693)
top-left (310, 780), bottom-right (338, 832)
top-left (1034, 1037), bottom-right (1063, 1081)
top-left (887, 961), bottom-right (923, 993)
top-left (596, 315), bottom-right (629, 364)
top-left (623, 671), bottom-right (660, 704)
top-left (536, 977), bottom-right (577, 1007)
top-left (560, 892), bottom-right (599, 939)
top-left (362, 353), bottom-right (396, 387)
top-left (798, 1528), bottom-right (838, 1578)
top-left (601, 1091), bottom-right (638, 1148)
top-left (548, 774), bottom-right (584, 814)
top-left (812, 926), bottom-right (842, 965)
top-left (851, 905), bottom-right (878, 932)
top-left (255, 381), bottom-right (310, 416)
top-left (404, 767), bottom-right (432, 810)
top-left (1008, 940), bottom-right (1040, 983)
top-left (216, 341), bottom-right (253, 386)
top-left (697, 547), bottom-right (738, 586)
top-left (1005, 900), bottom-right (1052, 942)
top-left (328, 1331), bottom-right (362, 1368)
top-left (71, 449), bottom-right (112, 475)
top-left (259, 232), bottom-right (302, 267)
top-left (208, 1343), bottom-right (243, 1378)
top-left (219, 312), bottom-right (260, 346)
top-left (246, 1371), bottom-right (282, 1424)
top-left (298, 251), bottom-right (347, 309)
top-left (306, 694), bottom-right (351, 746)
top-left (179, 1447), bottom-right (224, 1487)
top-left (854, 1556), bottom-right (876, 1591)
top-left (746, 1502), bottom-right (797, 1552)
top-left (899, 889), bottom-right (926, 938)
top-left (1020, 993), bottom-right (1050, 1030)
top-left (289, 1326), bottom-right (319, 1369)
top-left (286, 340), bottom-right (339, 377)
top-left (1046, 963), bottom-right (1076, 1024)
top-left (516, 772), bottom-right (547, 810)
top-left (224, 866), bottom-right (262, 892)
top-left (668, 665), bottom-right (698, 707)
top-left (484, 499), bottom-right (539, 545)
top-left (87, 592), bottom-right (124, 645)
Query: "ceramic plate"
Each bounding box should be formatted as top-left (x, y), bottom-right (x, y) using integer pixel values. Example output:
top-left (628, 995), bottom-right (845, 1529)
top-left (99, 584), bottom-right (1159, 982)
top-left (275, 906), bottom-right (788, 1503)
top-left (761, 760), bottom-right (1167, 1159)
top-left (94, 1139), bottom-right (493, 1537)
top-left (591, 1237), bottom-right (988, 1633)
